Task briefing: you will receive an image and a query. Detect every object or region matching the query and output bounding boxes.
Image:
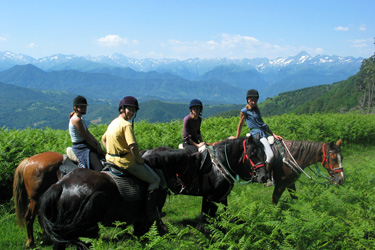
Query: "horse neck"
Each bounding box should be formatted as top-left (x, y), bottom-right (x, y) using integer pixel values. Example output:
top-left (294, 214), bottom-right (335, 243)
top-left (158, 151), bottom-right (198, 181)
top-left (214, 138), bottom-right (244, 172)
top-left (285, 140), bottom-right (324, 168)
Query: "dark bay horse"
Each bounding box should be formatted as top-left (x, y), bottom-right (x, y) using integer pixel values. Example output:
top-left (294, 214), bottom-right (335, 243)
top-left (142, 136), bottom-right (267, 219)
top-left (270, 139), bottom-right (345, 204)
top-left (14, 136), bottom-right (265, 248)
top-left (39, 137), bottom-right (265, 249)
top-left (39, 168), bottom-right (168, 250)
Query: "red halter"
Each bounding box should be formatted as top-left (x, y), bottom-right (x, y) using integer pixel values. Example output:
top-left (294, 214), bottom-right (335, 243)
top-left (322, 143), bottom-right (343, 175)
top-left (242, 139), bottom-right (265, 169)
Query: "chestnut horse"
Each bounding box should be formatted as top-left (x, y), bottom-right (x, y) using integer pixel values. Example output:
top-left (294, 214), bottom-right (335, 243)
top-left (13, 151), bottom-right (64, 248)
top-left (270, 139), bottom-right (345, 204)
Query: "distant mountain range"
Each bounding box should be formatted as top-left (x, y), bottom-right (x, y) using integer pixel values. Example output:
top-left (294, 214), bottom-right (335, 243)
top-left (0, 52), bottom-right (372, 130)
top-left (0, 50), bottom-right (367, 129)
top-left (0, 51), bottom-right (363, 103)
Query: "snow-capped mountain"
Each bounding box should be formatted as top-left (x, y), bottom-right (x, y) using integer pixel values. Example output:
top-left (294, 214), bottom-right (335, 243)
top-left (0, 50), bottom-right (363, 102)
top-left (0, 51), bottom-right (362, 78)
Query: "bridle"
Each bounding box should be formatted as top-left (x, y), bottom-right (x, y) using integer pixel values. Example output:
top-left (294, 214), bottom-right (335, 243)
top-left (242, 139), bottom-right (265, 177)
top-left (322, 143), bottom-right (343, 177)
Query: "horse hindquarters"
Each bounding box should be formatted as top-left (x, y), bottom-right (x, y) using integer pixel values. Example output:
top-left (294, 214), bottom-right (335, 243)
top-left (39, 184), bottom-right (64, 242)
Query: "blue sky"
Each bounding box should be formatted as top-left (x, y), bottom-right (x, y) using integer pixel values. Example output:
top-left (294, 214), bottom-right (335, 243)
top-left (0, 0), bottom-right (374, 59)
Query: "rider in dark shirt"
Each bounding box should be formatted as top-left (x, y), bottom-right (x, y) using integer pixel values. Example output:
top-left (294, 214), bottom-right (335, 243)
top-left (182, 99), bottom-right (206, 153)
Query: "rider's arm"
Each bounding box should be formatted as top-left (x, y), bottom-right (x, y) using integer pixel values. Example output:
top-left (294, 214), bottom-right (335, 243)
top-left (129, 143), bottom-right (144, 164)
top-left (235, 112), bottom-right (245, 138)
top-left (72, 117), bottom-right (102, 153)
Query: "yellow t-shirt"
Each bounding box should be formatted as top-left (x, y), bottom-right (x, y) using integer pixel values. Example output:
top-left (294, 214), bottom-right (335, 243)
top-left (102, 117), bottom-right (136, 169)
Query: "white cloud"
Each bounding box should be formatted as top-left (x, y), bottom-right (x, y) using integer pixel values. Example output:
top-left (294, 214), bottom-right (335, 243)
top-left (334, 26), bottom-right (349, 31)
top-left (159, 34), bottom-right (320, 59)
top-left (27, 42), bottom-right (37, 48)
top-left (350, 38), bottom-right (372, 48)
top-left (359, 25), bottom-right (367, 31)
top-left (97, 35), bottom-right (138, 47)
top-left (0, 36), bottom-right (6, 42)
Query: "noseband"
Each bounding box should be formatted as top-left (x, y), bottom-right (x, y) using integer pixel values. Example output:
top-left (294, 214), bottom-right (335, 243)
top-left (242, 139), bottom-right (265, 173)
top-left (322, 143), bottom-right (343, 177)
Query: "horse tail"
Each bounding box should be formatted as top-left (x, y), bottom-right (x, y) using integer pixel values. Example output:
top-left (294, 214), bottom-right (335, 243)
top-left (13, 157), bottom-right (30, 227)
top-left (40, 183), bottom-right (105, 244)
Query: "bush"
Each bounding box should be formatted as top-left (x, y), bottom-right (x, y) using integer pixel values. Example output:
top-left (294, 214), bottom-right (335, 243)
top-left (1, 114), bottom-right (375, 202)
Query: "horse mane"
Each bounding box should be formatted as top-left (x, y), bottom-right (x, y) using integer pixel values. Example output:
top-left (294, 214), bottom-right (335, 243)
top-left (143, 148), bottom-right (199, 171)
top-left (214, 137), bottom-right (246, 149)
top-left (285, 140), bottom-right (323, 165)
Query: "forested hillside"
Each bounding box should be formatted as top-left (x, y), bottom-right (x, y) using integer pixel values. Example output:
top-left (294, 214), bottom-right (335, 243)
top-left (219, 54), bottom-right (374, 117)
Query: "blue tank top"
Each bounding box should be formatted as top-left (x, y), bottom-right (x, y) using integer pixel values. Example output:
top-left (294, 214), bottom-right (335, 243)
top-left (241, 107), bottom-right (269, 138)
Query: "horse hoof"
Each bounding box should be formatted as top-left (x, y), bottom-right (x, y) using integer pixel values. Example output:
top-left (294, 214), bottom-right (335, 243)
top-left (264, 179), bottom-right (274, 187)
top-left (25, 241), bottom-right (35, 249)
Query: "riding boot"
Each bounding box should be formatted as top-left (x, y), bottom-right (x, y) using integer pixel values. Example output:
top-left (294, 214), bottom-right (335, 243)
top-left (145, 189), bottom-right (165, 222)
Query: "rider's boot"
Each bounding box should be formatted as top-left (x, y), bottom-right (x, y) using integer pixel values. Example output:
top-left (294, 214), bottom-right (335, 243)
top-left (145, 189), bottom-right (166, 222)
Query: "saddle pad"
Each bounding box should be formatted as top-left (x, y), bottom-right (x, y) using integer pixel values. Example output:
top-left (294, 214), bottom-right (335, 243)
top-left (102, 170), bottom-right (146, 202)
top-left (66, 147), bottom-right (79, 162)
top-left (59, 155), bottom-right (78, 176)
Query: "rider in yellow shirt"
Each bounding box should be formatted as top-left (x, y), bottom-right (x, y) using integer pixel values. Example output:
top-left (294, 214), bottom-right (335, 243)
top-left (101, 96), bottom-right (162, 222)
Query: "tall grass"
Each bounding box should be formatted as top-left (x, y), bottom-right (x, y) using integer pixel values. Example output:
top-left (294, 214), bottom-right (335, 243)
top-left (1, 113), bottom-right (375, 249)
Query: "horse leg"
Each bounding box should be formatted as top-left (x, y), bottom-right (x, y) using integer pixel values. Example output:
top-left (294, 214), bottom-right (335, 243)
top-left (24, 200), bottom-right (37, 248)
top-left (53, 242), bottom-right (67, 250)
top-left (156, 219), bottom-right (168, 236)
top-left (271, 184), bottom-right (286, 205)
top-left (200, 196), bottom-right (212, 221)
top-left (287, 183), bottom-right (298, 200)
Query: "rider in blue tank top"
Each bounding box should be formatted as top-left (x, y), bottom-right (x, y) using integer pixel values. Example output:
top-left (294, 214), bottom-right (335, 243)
top-left (232, 89), bottom-right (283, 187)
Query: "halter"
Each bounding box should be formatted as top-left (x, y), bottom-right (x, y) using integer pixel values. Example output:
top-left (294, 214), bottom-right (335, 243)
top-left (322, 143), bottom-right (343, 177)
top-left (241, 138), bottom-right (265, 173)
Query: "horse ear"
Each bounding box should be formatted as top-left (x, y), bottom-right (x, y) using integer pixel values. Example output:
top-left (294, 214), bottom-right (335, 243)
top-left (329, 141), bottom-right (335, 149)
top-left (246, 135), bottom-right (254, 146)
top-left (336, 139), bottom-right (342, 147)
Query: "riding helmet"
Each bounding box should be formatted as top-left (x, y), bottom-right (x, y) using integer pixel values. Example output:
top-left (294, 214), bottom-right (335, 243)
top-left (189, 99), bottom-right (203, 110)
top-left (118, 96), bottom-right (139, 111)
top-left (73, 95), bottom-right (88, 106)
top-left (246, 89), bottom-right (259, 99)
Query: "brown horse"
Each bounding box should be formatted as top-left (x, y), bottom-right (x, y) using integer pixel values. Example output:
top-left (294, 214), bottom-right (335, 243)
top-left (13, 136), bottom-right (265, 248)
top-left (38, 139), bottom-right (265, 249)
top-left (13, 151), bottom-right (64, 248)
top-left (270, 139), bottom-right (344, 204)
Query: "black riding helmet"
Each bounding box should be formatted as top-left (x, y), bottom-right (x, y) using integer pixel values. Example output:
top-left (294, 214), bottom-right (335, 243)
top-left (246, 89), bottom-right (259, 100)
top-left (73, 95), bottom-right (88, 107)
top-left (118, 96), bottom-right (139, 113)
top-left (189, 99), bottom-right (203, 111)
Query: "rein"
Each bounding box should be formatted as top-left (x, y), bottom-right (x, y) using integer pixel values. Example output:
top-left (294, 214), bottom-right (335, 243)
top-left (220, 138), bottom-right (264, 185)
top-left (281, 140), bottom-right (312, 179)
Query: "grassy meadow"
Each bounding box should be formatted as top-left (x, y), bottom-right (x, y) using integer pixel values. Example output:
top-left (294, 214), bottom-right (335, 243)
top-left (0, 114), bottom-right (375, 249)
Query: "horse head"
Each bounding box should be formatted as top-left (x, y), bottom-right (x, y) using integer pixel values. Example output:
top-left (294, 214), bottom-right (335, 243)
top-left (244, 136), bottom-right (267, 183)
top-left (213, 136), bottom-right (266, 184)
top-left (322, 139), bottom-right (345, 185)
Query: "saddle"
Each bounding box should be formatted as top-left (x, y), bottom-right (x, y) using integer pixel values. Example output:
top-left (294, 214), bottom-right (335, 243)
top-left (102, 164), bottom-right (147, 201)
top-left (62, 147), bottom-right (159, 202)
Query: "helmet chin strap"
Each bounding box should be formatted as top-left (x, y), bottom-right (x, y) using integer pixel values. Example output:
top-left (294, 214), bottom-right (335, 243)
top-left (122, 106), bottom-right (137, 128)
top-left (74, 108), bottom-right (86, 115)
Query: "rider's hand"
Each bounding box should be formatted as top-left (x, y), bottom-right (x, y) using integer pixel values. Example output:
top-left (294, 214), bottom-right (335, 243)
top-left (273, 134), bottom-right (283, 141)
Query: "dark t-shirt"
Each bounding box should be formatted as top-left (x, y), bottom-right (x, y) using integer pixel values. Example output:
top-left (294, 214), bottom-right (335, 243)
top-left (182, 115), bottom-right (202, 144)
